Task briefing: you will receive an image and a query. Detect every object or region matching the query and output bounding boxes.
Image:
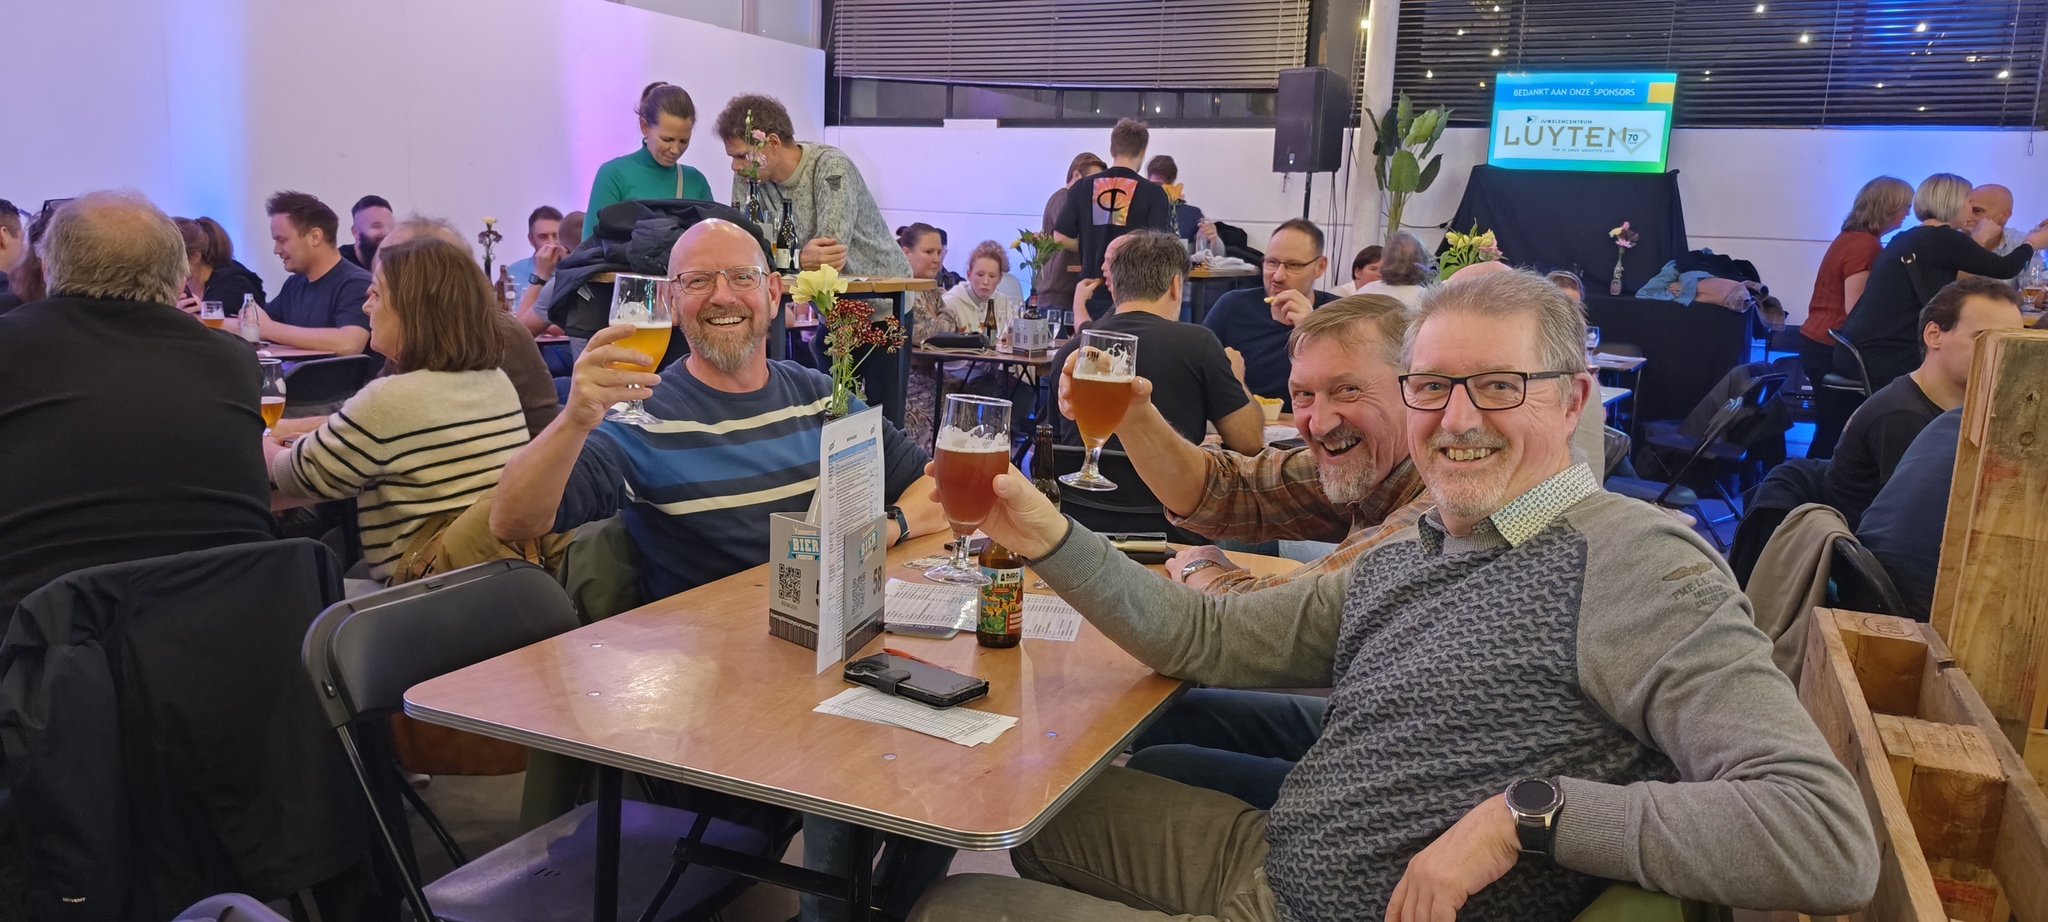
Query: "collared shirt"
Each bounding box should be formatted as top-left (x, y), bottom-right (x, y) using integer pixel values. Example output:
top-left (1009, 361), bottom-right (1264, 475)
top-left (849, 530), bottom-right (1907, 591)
top-left (1170, 446), bottom-right (1428, 593)
top-left (1417, 463), bottom-right (1600, 555)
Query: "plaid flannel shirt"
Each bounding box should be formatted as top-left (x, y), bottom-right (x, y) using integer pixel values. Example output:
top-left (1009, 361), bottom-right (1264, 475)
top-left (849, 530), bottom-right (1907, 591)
top-left (1167, 446), bottom-right (1429, 594)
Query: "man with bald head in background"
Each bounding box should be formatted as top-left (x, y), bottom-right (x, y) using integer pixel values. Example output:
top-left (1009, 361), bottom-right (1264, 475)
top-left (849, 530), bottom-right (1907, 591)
top-left (0, 190), bottom-right (274, 613)
top-left (1968, 184), bottom-right (2026, 280)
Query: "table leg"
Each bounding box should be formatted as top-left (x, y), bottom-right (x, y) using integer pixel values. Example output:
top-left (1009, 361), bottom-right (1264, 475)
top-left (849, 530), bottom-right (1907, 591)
top-left (595, 765), bottom-right (622, 922)
top-left (893, 292), bottom-right (913, 427)
top-left (846, 824), bottom-right (876, 922)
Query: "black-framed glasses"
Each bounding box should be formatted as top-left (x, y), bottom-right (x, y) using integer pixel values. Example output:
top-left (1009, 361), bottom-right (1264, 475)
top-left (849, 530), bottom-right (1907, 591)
top-left (1397, 371), bottom-right (1574, 411)
top-left (671, 266), bottom-right (767, 296)
top-left (1261, 257), bottom-right (1317, 273)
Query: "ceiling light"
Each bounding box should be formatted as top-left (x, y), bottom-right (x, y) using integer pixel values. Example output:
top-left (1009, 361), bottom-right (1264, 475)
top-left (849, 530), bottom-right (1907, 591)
top-left (1755, 3), bottom-right (1765, 11)
top-left (1492, 4), bottom-right (1500, 11)
top-left (1457, 28), bottom-right (1466, 35)
top-left (1426, 69), bottom-right (1434, 78)
top-left (1915, 22), bottom-right (1927, 32)
top-left (1491, 47), bottom-right (1501, 56)
top-left (1999, 70), bottom-right (2011, 79)
top-left (1360, 18), bottom-right (1369, 28)
top-left (1798, 33), bottom-right (1810, 43)
top-left (1919, 106), bottom-right (1927, 111)
top-left (1875, 82), bottom-right (1884, 88)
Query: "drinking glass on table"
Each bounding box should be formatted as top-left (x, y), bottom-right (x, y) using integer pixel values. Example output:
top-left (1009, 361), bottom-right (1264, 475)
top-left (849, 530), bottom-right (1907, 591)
top-left (1585, 325), bottom-right (1601, 355)
top-left (258, 358), bottom-right (286, 432)
top-left (1060, 329), bottom-right (1138, 492)
top-left (605, 273), bottom-right (672, 426)
top-left (928, 394), bottom-right (1014, 585)
top-left (199, 300), bottom-right (225, 329)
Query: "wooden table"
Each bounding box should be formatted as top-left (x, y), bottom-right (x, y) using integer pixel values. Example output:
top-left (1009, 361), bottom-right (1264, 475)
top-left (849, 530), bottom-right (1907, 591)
top-left (535, 333), bottom-right (570, 346)
top-left (405, 531), bottom-right (1295, 920)
top-left (219, 317), bottom-right (342, 361)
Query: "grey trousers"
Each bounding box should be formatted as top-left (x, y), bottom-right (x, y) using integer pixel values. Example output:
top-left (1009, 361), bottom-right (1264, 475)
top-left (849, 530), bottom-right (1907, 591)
top-left (908, 767), bottom-right (1280, 921)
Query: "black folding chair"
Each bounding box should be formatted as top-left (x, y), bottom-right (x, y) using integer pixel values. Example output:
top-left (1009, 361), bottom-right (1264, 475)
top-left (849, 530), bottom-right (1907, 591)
top-left (301, 560), bottom-right (769, 922)
top-left (1829, 535), bottom-right (1911, 620)
top-left (1051, 444), bottom-right (1208, 545)
top-left (1608, 373), bottom-right (1787, 549)
top-left (283, 354), bottom-right (376, 413)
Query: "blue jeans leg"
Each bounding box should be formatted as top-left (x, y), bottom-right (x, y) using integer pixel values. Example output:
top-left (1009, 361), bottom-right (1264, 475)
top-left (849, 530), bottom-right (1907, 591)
top-left (801, 814), bottom-right (957, 922)
top-left (1126, 689), bottom-right (1328, 809)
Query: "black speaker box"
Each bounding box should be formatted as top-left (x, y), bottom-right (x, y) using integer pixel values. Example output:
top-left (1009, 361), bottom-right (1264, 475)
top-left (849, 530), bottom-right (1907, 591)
top-left (1273, 66), bottom-right (1350, 174)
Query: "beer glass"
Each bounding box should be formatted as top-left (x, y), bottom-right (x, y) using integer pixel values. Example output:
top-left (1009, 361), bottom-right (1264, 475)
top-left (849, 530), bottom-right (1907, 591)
top-left (258, 358), bottom-right (286, 432)
top-left (200, 301), bottom-right (225, 329)
top-left (1060, 329), bottom-right (1138, 491)
top-left (606, 274), bottom-right (672, 426)
top-left (928, 394), bottom-right (1013, 585)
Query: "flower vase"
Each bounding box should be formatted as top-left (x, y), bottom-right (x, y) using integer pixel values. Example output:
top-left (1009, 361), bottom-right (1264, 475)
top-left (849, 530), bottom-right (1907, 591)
top-left (1609, 252), bottom-right (1626, 296)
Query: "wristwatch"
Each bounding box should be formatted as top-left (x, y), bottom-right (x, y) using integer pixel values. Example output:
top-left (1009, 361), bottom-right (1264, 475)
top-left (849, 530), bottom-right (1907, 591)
top-left (1505, 777), bottom-right (1564, 857)
top-left (885, 505), bottom-right (908, 544)
top-left (528, 274), bottom-right (548, 287)
top-left (1179, 558), bottom-right (1225, 581)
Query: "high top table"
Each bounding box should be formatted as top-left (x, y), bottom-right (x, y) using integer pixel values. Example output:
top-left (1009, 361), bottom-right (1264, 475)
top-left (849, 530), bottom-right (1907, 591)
top-left (405, 531), bottom-right (1297, 922)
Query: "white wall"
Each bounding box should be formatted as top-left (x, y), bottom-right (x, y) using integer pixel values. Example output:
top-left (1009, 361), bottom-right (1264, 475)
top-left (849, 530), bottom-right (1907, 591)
top-left (826, 123), bottom-right (1368, 291)
top-left (834, 121), bottom-right (2048, 323)
top-left (4, 0), bottom-right (824, 291)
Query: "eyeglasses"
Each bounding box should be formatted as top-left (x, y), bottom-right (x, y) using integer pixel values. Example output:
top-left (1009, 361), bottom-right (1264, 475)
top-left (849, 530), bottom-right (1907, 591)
top-left (1262, 257), bottom-right (1318, 273)
top-left (671, 266), bottom-right (767, 296)
top-left (1397, 371), bottom-right (1574, 411)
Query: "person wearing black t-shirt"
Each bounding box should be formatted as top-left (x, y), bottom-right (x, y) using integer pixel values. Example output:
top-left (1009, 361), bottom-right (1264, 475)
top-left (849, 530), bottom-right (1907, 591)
top-left (338, 194), bottom-right (393, 269)
top-left (1824, 277), bottom-right (2023, 528)
top-left (249, 190), bottom-right (374, 358)
top-left (1053, 230), bottom-right (1264, 467)
top-left (1202, 219), bottom-right (1339, 411)
top-left (1054, 118), bottom-right (1174, 317)
top-left (0, 191), bottom-right (274, 614)
top-left (1837, 173), bottom-right (2045, 389)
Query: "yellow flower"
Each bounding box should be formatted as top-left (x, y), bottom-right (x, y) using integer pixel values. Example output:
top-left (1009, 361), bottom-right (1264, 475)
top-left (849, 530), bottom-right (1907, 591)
top-left (1477, 231), bottom-right (1497, 248)
top-left (1161, 183), bottom-right (1185, 203)
top-left (788, 263), bottom-right (847, 305)
top-left (1009, 238), bottom-right (1023, 250)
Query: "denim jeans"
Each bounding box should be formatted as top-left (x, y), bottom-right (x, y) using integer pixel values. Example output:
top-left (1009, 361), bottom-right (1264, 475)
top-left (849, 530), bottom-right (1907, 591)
top-left (801, 814), bottom-right (957, 921)
top-left (1125, 688), bottom-right (1326, 810)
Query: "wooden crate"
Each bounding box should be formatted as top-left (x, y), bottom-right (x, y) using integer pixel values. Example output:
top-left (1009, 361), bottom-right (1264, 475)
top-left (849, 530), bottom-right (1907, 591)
top-left (1796, 608), bottom-right (2048, 922)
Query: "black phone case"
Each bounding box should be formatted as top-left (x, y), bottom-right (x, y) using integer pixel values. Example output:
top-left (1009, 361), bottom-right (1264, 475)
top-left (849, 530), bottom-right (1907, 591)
top-left (843, 653), bottom-right (989, 708)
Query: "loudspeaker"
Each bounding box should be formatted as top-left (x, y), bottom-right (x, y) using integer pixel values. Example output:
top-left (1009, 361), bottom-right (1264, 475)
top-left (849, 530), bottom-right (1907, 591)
top-left (1273, 66), bottom-right (1350, 174)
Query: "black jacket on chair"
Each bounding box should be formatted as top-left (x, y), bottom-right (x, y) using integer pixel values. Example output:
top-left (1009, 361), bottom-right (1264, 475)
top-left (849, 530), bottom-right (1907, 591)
top-left (0, 539), bottom-right (368, 922)
top-left (543, 198), bottom-right (772, 339)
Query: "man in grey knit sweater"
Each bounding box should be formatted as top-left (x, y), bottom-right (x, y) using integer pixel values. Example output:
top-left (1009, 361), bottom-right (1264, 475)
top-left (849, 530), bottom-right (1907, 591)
top-left (911, 270), bottom-right (1878, 922)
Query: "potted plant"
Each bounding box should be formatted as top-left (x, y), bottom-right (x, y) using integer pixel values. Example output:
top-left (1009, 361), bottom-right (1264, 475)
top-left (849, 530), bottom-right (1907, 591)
top-left (1367, 93), bottom-right (1450, 240)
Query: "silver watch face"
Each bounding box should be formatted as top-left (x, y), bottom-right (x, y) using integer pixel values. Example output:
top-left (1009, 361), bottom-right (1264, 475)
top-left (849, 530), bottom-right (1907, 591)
top-left (1508, 778), bottom-right (1562, 816)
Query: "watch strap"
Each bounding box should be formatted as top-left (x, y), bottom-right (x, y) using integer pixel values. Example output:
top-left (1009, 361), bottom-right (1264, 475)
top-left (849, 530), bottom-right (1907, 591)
top-left (1180, 558), bottom-right (1224, 580)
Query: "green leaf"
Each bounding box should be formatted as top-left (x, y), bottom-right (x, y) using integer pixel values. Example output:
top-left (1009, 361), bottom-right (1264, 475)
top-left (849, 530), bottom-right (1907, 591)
top-left (1416, 155), bottom-right (1443, 193)
top-left (1396, 93), bottom-right (1413, 135)
top-left (1389, 149), bottom-right (1421, 193)
top-left (1374, 156), bottom-right (1389, 190)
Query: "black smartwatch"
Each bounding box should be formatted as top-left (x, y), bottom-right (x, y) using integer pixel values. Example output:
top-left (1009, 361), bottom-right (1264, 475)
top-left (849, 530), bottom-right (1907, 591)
top-left (885, 505), bottom-right (908, 544)
top-left (528, 274), bottom-right (548, 287)
top-left (1505, 777), bottom-right (1564, 857)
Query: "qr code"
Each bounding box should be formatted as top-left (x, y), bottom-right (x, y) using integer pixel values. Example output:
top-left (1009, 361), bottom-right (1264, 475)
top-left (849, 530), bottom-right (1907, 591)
top-left (775, 564), bottom-right (802, 608)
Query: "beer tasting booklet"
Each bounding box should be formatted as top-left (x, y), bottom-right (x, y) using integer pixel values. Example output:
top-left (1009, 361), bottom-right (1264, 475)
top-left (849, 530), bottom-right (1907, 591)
top-left (816, 407), bottom-right (886, 673)
top-left (883, 580), bottom-right (1083, 642)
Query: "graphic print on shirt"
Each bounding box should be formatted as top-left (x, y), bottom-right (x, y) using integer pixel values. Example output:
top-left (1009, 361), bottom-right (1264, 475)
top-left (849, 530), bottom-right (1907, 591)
top-left (1091, 177), bottom-right (1138, 227)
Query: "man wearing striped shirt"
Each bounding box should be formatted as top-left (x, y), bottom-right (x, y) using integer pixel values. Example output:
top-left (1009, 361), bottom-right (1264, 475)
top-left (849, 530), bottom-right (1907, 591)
top-left (492, 218), bottom-right (946, 601)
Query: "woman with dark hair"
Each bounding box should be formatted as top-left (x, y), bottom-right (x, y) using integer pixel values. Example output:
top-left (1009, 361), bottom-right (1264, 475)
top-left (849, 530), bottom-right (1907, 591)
top-left (173, 216), bottom-right (267, 314)
top-left (265, 236), bottom-right (528, 584)
top-left (582, 81), bottom-right (715, 238)
top-left (1838, 173), bottom-right (2047, 391)
top-left (1333, 244), bottom-right (1383, 296)
top-left (894, 223), bottom-right (971, 452)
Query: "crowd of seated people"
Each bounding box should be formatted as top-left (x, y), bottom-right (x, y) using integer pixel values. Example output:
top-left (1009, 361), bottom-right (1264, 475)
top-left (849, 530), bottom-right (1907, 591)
top-left (14, 76), bottom-right (2047, 922)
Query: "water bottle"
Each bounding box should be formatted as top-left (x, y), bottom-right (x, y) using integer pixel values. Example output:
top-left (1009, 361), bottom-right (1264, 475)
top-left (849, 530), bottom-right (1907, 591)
top-left (239, 294), bottom-right (261, 345)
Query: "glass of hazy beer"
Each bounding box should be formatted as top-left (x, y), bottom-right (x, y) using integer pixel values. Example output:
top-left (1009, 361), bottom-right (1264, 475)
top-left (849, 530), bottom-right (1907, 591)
top-left (605, 273), bottom-right (672, 426)
top-left (1060, 329), bottom-right (1138, 491)
top-left (929, 394), bottom-right (1014, 585)
top-left (199, 301), bottom-right (226, 329)
top-left (258, 358), bottom-right (286, 432)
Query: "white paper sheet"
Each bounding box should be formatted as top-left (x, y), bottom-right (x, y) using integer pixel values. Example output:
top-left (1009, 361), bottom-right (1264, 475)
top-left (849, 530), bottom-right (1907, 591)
top-left (882, 579), bottom-right (1081, 642)
top-left (815, 687), bottom-right (1018, 746)
top-left (817, 408), bottom-right (885, 673)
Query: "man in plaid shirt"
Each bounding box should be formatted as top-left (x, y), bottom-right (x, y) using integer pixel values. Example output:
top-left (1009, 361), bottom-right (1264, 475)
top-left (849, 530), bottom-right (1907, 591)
top-left (1060, 294), bottom-right (1428, 595)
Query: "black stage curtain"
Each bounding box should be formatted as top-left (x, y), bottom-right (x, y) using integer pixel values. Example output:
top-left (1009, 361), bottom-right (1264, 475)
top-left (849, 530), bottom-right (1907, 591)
top-left (1584, 293), bottom-right (1752, 423)
top-left (1446, 165), bottom-right (1688, 293)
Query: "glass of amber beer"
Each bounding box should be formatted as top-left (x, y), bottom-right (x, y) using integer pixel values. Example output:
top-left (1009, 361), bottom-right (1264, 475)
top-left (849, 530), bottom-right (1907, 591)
top-left (259, 358), bottom-right (286, 432)
top-left (199, 301), bottom-right (226, 329)
top-left (929, 394), bottom-right (1014, 585)
top-left (1061, 329), bottom-right (1138, 491)
top-left (606, 273), bottom-right (672, 426)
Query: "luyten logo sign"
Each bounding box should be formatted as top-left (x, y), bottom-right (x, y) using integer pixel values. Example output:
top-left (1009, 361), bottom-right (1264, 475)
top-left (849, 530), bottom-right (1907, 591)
top-left (1488, 73), bottom-right (1676, 174)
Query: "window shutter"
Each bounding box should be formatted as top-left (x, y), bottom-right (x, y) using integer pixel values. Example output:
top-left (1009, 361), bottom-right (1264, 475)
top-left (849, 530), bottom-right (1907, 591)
top-left (1390, 0), bottom-right (2046, 129)
top-left (832, 0), bottom-right (1313, 89)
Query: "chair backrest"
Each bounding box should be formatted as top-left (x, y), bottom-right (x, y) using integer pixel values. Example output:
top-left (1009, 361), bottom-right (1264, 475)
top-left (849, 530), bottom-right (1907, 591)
top-left (1696, 372), bottom-right (1786, 447)
top-left (1826, 328), bottom-right (1873, 393)
top-left (301, 559), bottom-right (582, 727)
top-left (1717, 373), bottom-right (1789, 449)
top-left (1829, 535), bottom-right (1912, 619)
top-left (282, 355), bottom-right (376, 408)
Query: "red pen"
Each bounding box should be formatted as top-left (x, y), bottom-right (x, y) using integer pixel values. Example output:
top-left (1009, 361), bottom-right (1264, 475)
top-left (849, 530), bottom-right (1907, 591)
top-left (883, 647), bottom-right (945, 667)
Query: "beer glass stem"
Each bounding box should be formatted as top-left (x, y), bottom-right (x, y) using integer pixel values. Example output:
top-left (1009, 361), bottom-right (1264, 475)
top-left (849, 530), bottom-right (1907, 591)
top-left (950, 530), bottom-right (974, 573)
top-left (1081, 442), bottom-right (1104, 480)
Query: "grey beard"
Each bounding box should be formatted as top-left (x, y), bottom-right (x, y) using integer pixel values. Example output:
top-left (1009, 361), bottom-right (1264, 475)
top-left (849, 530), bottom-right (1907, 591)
top-left (1318, 460), bottom-right (1376, 507)
top-left (691, 329), bottom-right (762, 374)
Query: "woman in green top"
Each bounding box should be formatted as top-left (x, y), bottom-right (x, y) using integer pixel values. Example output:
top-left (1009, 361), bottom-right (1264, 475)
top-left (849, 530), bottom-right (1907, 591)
top-left (583, 81), bottom-right (715, 239)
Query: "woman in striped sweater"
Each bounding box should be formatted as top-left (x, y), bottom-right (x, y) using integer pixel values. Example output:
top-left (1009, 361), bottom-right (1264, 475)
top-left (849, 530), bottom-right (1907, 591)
top-left (265, 236), bottom-right (529, 582)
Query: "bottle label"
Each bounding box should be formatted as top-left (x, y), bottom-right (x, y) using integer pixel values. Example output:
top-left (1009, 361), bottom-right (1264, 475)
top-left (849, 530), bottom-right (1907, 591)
top-left (978, 566), bottom-right (1023, 636)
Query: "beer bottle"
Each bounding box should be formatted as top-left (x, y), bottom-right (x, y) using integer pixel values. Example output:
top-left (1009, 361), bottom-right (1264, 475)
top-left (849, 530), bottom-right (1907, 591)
top-left (744, 179), bottom-right (768, 229)
top-left (776, 201), bottom-right (800, 274)
top-left (1031, 423), bottom-right (1060, 507)
top-left (977, 540), bottom-right (1024, 648)
top-left (981, 298), bottom-right (998, 345)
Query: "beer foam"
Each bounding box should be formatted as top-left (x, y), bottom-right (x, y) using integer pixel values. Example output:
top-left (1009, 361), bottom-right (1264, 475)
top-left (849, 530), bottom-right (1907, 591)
top-left (936, 426), bottom-right (1009, 453)
top-left (1073, 369), bottom-right (1135, 383)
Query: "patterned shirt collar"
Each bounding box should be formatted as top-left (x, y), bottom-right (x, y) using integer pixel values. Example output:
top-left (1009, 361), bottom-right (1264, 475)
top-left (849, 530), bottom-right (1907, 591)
top-left (1417, 463), bottom-right (1599, 553)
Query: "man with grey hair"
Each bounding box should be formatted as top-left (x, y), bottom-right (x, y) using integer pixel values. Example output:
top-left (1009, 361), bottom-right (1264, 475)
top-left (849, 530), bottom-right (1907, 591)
top-left (910, 267), bottom-right (1877, 921)
top-left (1358, 231), bottom-right (1430, 307)
top-left (0, 190), bottom-right (276, 613)
top-left (1051, 228), bottom-right (1265, 467)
